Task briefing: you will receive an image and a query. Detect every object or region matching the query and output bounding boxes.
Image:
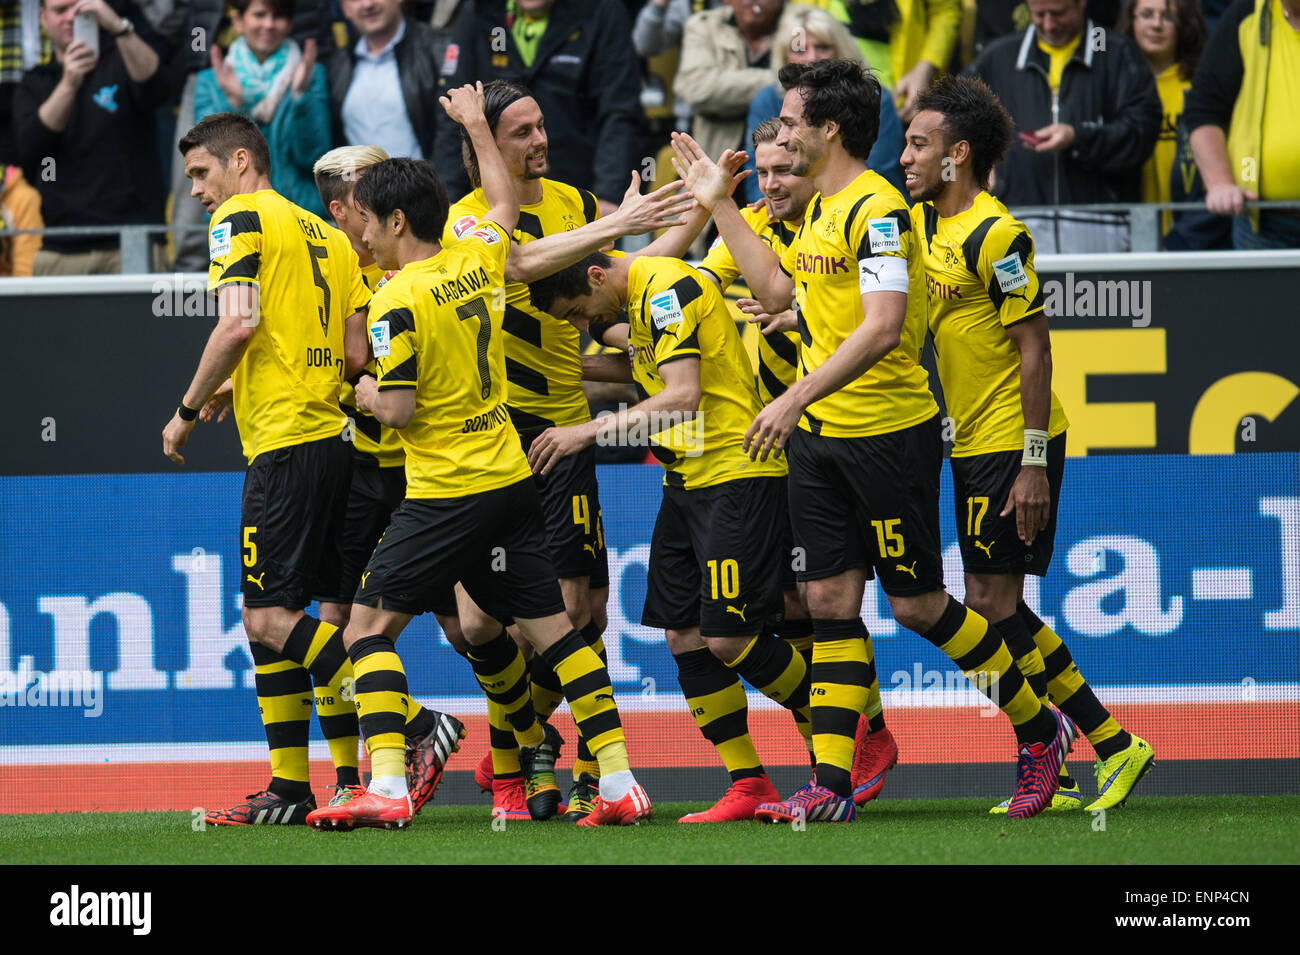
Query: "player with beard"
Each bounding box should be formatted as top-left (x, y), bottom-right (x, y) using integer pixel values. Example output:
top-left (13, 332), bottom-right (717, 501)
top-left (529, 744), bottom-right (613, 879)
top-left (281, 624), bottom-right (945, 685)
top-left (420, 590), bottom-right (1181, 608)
top-left (901, 75), bottom-right (1153, 812)
top-left (441, 79), bottom-right (700, 822)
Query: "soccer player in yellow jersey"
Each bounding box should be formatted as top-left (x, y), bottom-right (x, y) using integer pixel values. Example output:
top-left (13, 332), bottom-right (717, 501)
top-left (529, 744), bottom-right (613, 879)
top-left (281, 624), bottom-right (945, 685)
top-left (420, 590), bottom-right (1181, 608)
top-left (528, 253), bottom-right (817, 822)
top-left (698, 117), bottom-right (901, 806)
top-left (440, 80), bottom-right (698, 821)
top-left (305, 84), bottom-right (650, 830)
top-left (674, 58), bottom-right (1072, 822)
top-left (160, 113), bottom-right (374, 826)
top-left (316, 142), bottom-right (554, 824)
top-left (902, 76), bottom-right (1154, 812)
top-left (311, 144), bottom-right (469, 817)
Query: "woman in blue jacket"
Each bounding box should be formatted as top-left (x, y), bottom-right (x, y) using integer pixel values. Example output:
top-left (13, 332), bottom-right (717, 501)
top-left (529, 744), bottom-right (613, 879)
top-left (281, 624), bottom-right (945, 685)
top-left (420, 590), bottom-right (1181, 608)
top-left (194, 0), bottom-right (332, 218)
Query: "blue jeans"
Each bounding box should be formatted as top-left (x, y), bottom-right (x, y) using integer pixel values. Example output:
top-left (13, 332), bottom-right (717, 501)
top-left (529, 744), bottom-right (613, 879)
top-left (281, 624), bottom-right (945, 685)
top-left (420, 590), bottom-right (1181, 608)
top-left (1232, 211), bottom-right (1300, 249)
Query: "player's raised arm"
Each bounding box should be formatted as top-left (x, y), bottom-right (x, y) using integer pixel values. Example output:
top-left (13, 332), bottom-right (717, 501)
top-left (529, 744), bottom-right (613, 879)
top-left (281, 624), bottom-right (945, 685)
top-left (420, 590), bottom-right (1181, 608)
top-left (442, 82), bottom-right (519, 237)
top-left (503, 173), bottom-right (697, 284)
top-left (670, 132), bottom-right (792, 315)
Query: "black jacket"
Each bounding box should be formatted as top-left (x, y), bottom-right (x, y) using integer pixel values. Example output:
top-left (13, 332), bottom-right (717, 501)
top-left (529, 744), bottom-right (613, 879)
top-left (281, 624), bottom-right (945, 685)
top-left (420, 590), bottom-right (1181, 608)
top-left (966, 24), bottom-right (1161, 207)
top-left (435, 0), bottom-right (644, 203)
top-left (326, 18), bottom-right (442, 161)
top-left (14, 46), bottom-right (172, 250)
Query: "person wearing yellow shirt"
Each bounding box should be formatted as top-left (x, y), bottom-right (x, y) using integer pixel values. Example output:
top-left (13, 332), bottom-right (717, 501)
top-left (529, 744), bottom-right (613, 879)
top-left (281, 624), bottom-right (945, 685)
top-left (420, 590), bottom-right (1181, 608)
top-left (901, 74), bottom-right (1153, 813)
top-left (1120, 0), bottom-right (1209, 238)
top-left (1185, 0), bottom-right (1300, 249)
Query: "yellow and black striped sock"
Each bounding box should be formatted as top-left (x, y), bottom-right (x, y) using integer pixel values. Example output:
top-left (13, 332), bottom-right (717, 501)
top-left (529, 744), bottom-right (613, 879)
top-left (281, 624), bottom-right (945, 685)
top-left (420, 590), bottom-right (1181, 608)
top-left (923, 597), bottom-right (1053, 746)
top-left (540, 630), bottom-right (627, 776)
top-left (863, 659), bottom-right (886, 735)
top-left (571, 619), bottom-right (607, 779)
top-left (347, 635), bottom-right (409, 780)
top-left (487, 698), bottom-right (523, 780)
top-left (675, 647), bottom-right (763, 782)
top-left (729, 631), bottom-right (811, 742)
top-left (406, 704), bottom-right (436, 742)
top-left (778, 619), bottom-right (817, 756)
top-left (313, 688), bottom-right (360, 787)
top-left (1020, 602), bottom-right (1129, 760)
top-left (250, 642), bottom-right (313, 801)
top-left (528, 655), bottom-right (565, 721)
top-left (281, 615), bottom-right (368, 784)
top-left (809, 619), bottom-right (872, 797)
top-left (994, 611), bottom-right (1050, 705)
top-left (467, 629), bottom-right (545, 749)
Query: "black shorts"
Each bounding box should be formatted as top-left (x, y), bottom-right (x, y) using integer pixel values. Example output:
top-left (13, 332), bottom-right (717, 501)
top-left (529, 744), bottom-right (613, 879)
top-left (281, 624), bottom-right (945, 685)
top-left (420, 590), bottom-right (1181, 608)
top-left (331, 462), bottom-right (406, 604)
top-left (519, 434), bottom-right (609, 584)
top-left (239, 433), bottom-right (350, 610)
top-left (951, 432), bottom-right (1066, 577)
top-left (786, 415), bottom-right (944, 597)
top-left (642, 475), bottom-right (786, 638)
top-left (354, 477), bottom-right (565, 623)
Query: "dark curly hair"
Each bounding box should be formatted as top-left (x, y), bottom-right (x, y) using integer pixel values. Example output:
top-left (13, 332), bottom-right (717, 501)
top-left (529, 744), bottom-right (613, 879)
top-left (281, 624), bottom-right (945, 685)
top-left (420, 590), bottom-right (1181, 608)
top-left (913, 75), bottom-right (1014, 189)
top-left (529, 251), bottom-right (611, 315)
top-left (1118, 0), bottom-right (1207, 82)
top-left (777, 59), bottom-right (881, 161)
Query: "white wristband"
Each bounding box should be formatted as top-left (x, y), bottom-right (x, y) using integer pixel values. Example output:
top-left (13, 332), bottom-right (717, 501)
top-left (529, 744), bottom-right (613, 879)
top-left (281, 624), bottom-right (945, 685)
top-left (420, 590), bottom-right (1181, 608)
top-left (1023, 429), bottom-right (1049, 467)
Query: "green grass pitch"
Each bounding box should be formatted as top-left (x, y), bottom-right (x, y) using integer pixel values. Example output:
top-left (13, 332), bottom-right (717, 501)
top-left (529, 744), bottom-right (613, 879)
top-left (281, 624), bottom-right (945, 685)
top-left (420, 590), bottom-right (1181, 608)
top-left (4, 796), bottom-right (1297, 865)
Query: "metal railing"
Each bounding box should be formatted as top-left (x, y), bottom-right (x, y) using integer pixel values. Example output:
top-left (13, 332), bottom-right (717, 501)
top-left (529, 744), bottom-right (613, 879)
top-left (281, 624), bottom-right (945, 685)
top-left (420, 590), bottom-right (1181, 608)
top-left (4, 200), bottom-right (1300, 272)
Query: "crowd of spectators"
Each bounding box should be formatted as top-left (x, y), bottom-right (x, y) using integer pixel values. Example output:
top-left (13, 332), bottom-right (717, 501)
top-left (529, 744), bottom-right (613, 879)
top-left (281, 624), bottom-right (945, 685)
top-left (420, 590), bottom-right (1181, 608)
top-left (0, 0), bottom-right (1297, 275)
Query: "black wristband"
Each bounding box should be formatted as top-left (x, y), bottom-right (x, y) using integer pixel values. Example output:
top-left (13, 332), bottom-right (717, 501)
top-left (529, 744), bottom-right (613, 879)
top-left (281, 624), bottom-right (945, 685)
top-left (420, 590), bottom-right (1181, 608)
top-left (178, 402), bottom-right (199, 422)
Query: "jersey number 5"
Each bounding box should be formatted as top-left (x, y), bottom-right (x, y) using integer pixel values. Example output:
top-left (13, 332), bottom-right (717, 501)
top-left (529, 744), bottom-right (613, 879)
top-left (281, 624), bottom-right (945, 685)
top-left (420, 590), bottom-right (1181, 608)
top-left (306, 242), bottom-right (331, 337)
top-left (456, 298), bottom-right (493, 399)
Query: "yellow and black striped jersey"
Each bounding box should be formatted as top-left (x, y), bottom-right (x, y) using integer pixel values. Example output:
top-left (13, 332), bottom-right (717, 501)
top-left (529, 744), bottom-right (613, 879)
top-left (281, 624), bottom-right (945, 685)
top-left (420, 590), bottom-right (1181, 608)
top-left (443, 179), bottom-right (599, 436)
top-left (698, 205), bottom-right (802, 406)
top-left (627, 256), bottom-right (787, 490)
top-left (778, 169), bottom-right (938, 438)
top-left (913, 191), bottom-right (1069, 457)
top-left (207, 189), bottom-right (369, 463)
top-left (370, 220), bottom-right (532, 498)
top-left (339, 259), bottom-right (405, 467)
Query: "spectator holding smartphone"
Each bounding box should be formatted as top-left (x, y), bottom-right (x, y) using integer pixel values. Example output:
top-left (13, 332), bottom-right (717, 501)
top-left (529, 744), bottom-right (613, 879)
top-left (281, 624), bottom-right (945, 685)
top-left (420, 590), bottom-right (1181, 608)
top-left (14, 0), bottom-right (173, 273)
top-left (965, 0), bottom-right (1161, 252)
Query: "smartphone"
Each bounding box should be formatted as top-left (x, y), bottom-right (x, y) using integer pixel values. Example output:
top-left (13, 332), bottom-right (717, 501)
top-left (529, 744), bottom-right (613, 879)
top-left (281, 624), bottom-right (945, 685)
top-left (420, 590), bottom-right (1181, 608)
top-left (73, 12), bottom-right (99, 59)
top-left (1018, 130), bottom-right (1043, 147)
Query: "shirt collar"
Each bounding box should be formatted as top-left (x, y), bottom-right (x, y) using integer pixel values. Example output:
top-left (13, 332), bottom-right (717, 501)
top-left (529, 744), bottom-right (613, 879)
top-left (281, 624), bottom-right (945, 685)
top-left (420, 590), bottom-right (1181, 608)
top-left (355, 17), bottom-right (407, 62)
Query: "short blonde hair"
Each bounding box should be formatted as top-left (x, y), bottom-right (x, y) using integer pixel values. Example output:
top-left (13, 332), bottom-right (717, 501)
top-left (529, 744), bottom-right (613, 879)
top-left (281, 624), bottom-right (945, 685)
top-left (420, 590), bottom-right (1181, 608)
top-left (313, 144), bottom-right (390, 209)
top-left (773, 4), bottom-right (865, 71)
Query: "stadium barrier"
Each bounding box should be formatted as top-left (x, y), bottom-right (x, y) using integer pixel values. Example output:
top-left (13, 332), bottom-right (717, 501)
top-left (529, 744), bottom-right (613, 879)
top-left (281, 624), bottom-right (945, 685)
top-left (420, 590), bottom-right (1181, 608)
top-left (1, 251), bottom-right (1297, 812)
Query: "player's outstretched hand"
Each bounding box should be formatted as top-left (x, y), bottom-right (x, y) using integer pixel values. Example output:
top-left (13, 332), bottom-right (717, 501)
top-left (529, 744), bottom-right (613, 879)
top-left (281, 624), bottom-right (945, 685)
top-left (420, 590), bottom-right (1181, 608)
top-left (439, 81), bottom-right (487, 128)
top-left (737, 299), bottom-right (797, 336)
top-left (1001, 466), bottom-right (1050, 545)
top-left (527, 425), bottom-right (591, 476)
top-left (670, 132), bottom-right (746, 211)
top-left (200, 379), bottom-right (234, 424)
top-left (744, 391), bottom-right (800, 462)
top-left (162, 413), bottom-right (195, 466)
top-left (610, 172), bottom-right (696, 234)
